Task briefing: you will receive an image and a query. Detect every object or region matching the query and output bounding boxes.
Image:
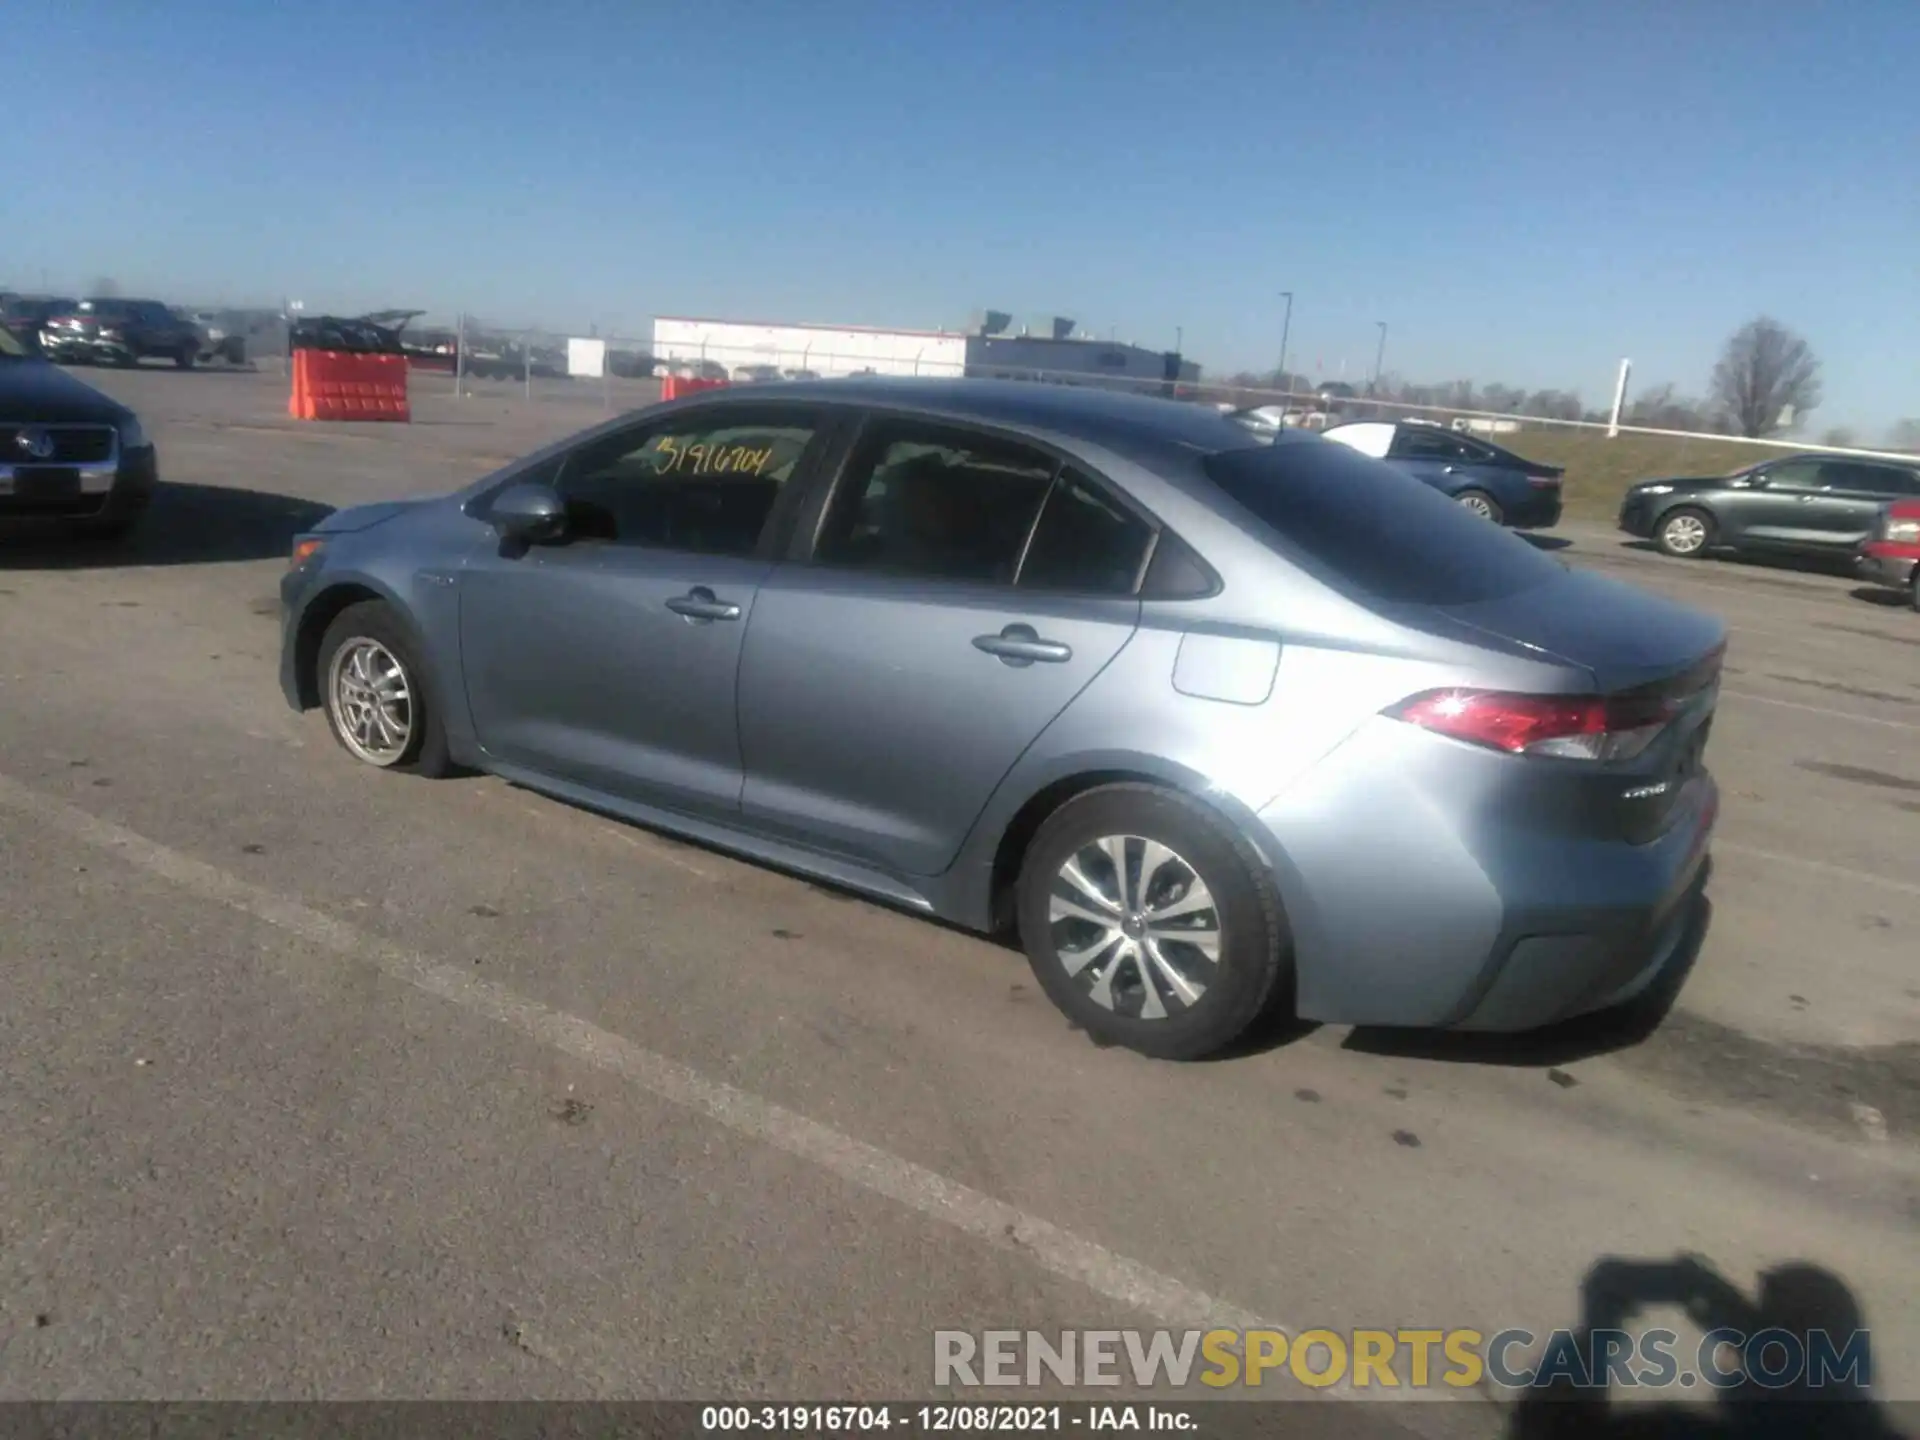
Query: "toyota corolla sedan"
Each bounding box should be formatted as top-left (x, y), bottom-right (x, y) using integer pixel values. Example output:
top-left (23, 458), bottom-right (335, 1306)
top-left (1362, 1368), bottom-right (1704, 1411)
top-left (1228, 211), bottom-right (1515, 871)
top-left (279, 379), bottom-right (1723, 1060)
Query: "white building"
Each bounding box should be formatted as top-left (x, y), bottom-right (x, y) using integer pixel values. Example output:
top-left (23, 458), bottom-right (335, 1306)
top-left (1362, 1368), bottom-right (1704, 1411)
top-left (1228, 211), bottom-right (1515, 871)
top-left (652, 315), bottom-right (1201, 393)
top-left (652, 316), bottom-right (967, 380)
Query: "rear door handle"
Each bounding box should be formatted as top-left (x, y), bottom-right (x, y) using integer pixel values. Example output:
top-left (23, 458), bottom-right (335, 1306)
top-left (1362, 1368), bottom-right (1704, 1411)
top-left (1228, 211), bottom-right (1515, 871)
top-left (665, 587), bottom-right (741, 622)
top-left (973, 624), bottom-right (1072, 666)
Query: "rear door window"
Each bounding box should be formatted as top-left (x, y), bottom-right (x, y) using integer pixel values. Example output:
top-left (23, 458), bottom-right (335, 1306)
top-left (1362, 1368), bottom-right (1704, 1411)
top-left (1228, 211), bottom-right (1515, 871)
top-left (1202, 439), bottom-right (1566, 605)
top-left (1017, 469), bottom-right (1154, 595)
top-left (1823, 463), bottom-right (1919, 496)
top-left (1389, 427), bottom-right (1474, 462)
top-left (813, 421), bottom-right (1057, 584)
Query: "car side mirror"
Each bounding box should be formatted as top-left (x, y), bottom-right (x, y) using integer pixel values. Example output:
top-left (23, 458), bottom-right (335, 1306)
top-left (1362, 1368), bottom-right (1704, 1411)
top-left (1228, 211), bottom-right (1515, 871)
top-left (489, 481), bottom-right (567, 543)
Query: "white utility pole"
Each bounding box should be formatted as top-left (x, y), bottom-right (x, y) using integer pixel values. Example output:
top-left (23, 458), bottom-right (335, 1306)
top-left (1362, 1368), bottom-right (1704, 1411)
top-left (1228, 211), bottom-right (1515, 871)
top-left (1606, 359), bottom-right (1632, 437)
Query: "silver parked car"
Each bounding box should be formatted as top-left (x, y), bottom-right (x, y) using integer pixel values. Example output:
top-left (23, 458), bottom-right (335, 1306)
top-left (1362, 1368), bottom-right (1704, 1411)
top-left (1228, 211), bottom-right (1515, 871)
top-left (279, 379), bottom-right (1724, 1060)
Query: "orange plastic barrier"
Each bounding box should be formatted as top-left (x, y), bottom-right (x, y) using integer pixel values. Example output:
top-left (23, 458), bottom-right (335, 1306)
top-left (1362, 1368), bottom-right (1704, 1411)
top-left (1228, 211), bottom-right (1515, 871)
top-left (659, 375), bottom-right (728, 402)
top-left (289, 350), bottom-right (411, 422)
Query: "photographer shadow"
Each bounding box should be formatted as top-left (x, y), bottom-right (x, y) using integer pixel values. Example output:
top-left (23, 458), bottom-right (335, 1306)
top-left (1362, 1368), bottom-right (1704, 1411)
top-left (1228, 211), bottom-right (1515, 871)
top-left (1506, 1255), bottom-right (1906, 1439)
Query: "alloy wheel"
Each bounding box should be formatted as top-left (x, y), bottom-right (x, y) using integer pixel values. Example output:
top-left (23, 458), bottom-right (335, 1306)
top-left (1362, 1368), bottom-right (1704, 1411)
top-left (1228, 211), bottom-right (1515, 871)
top-left (328, 638), bottom-right (415, 767)
top-left (1662, 513), bottom-right (1708, 555)
top-left (1047, 835), bottom-right (1222, 1021)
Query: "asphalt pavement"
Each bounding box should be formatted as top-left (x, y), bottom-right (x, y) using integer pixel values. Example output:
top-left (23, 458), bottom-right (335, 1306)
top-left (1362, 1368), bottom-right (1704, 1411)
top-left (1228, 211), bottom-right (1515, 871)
top-left (1, 368), bottom-right (1916, 1433)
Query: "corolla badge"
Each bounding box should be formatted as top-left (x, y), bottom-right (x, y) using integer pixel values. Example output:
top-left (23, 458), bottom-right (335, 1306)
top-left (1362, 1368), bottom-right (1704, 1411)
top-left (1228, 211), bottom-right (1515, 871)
top-left (14, 426), bottom-right (55, 460)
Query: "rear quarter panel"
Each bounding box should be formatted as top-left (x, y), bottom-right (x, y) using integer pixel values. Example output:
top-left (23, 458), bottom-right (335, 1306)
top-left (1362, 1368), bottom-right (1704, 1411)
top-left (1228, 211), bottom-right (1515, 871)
top-left (937, 443), bottom-right (1586, 958)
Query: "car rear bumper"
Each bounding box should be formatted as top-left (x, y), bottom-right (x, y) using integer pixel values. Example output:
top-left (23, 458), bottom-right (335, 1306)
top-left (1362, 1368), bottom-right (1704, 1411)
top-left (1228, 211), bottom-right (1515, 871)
top-left (1505, 488), bottom-right (1563, 530)
top-left (1856, 547), bottom-right (1918, 590)
top-left (1255, 717), bottom-right (1719, 1033)
top-left (1449, 785), bottom-right (1714, 1030)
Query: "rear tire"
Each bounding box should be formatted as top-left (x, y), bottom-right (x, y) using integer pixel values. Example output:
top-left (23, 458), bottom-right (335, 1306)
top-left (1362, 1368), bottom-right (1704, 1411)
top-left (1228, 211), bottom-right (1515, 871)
top-left (1016, 784), bottom-right (1291, 1061)
top-left (1455, 489), bottom-right (1503, 523)
top-left (315, 601), bottom-right (453, 778)
top-left (1656, 507), bottom-right (1714, 558)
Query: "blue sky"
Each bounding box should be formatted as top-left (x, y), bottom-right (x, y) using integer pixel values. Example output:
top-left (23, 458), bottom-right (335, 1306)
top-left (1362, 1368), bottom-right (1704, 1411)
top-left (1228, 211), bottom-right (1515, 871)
top-left (7, 0), bottom-right (1916, 433)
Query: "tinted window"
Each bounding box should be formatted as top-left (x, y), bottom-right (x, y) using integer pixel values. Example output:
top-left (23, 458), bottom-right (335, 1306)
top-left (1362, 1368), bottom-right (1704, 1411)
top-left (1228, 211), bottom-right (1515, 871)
top-left (554, 408), bottom-right (820, 555)
top-left (1823, 463), bottom-right (1918, 496)
top-left (1018, 469), bottom-right (1154, 594)
top-left (814, 422), bottom-right (1055, 583)
top-left (1202, 440), bottom-right (1566, 605)
top-left (1390, 427), bottom-right (1473, 461)
top-left (1759, 459), bottom-right (1824, 492)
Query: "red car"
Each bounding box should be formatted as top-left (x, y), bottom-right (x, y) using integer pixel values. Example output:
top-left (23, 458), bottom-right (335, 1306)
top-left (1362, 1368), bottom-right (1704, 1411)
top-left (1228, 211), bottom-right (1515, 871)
top-left (1858, 498), bottom-right (1920, 611)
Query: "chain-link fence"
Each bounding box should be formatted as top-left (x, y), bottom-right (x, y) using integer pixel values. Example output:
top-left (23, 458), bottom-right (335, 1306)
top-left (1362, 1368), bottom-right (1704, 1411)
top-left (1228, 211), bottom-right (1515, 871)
top-left (182, 305), bottom-right (1920, 523)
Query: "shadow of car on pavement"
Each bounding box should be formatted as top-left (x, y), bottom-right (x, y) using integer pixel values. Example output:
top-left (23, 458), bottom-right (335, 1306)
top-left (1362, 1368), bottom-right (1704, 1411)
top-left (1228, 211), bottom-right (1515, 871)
top-left (0, 483), bottom-right (333, 570)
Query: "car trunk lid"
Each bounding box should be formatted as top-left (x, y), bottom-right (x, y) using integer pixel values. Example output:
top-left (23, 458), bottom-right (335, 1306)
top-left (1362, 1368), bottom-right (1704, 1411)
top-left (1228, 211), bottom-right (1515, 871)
top-left (1433, 567), bottom-right (1725, 695)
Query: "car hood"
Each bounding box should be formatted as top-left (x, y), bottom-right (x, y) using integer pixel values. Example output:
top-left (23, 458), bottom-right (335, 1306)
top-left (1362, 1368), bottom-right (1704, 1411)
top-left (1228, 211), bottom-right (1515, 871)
top-left (309, 499), bottom-right (426, 534)
top-left (1433, 567), bottom-right (1726, 693)
top-left (0, 359), bottom-right (131, 424)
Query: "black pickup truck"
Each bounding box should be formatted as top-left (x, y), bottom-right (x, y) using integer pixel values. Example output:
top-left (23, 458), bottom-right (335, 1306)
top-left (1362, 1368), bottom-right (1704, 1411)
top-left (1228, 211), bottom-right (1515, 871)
top-left (39, 298), bottom-right (206, 369)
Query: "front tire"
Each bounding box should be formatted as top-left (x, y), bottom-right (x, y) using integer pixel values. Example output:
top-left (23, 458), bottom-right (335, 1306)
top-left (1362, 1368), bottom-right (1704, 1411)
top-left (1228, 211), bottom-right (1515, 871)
top-left (1656, 507), bottom-right (1714, 559)
top-left (1016, 784), bottom-right (1291, 1061)
top-left (316, 601), bottom-right (453, 777)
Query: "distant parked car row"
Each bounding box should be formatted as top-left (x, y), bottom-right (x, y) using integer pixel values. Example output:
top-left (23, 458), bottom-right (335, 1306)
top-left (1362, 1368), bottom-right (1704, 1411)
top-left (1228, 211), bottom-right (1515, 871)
top-left (1, 294), bottom-right (245, 369)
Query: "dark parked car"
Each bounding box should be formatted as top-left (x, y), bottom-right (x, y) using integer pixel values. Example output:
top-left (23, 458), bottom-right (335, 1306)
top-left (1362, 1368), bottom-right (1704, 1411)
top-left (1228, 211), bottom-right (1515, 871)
top-left (279, 378), bottom-right (1722, 1061)
top-left (2, 296), bottom-right (79, 355)
top-left (40, 297), bottom-right (205, 369)
top-left (1618, 453), bottom-right (1920, 561)
top-left (1319, 420), bottom-right (1565, 528)
top-left (0, 324), bottom-right (158, 538)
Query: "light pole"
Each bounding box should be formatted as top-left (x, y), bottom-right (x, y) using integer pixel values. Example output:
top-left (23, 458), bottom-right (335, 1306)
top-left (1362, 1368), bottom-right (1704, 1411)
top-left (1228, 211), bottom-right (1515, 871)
top-left (1371, 321), bottom-right (1388, 394)
top-left (1175, 325), bottom-right (1183, 356)
top-left (1276, 291), bottom-right (1294, 391)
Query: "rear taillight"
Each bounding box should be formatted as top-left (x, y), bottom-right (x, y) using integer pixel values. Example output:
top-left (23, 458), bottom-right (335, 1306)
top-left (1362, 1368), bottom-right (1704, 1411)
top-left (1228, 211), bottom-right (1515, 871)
top-left (1527, 474), bottom-right (1561, 488)
top-left (1386, 688), bottom-right (1679, 761)
top-left (1884, 516), bottom-right (1920, 544)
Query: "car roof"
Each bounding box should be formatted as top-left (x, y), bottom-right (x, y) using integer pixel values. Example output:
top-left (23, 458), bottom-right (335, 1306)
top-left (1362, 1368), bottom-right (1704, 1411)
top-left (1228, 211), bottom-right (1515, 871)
top-left (1770, 451), bottom-right (1919, 469)
top-left (735, 376), bottom-right (1273, 460)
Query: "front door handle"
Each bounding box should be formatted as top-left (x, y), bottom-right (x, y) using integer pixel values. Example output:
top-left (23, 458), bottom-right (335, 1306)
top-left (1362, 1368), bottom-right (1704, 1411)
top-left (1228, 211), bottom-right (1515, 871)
top-left (973, 624), bottom-right (1072, 667)
top-left (665, 587), bottom-right (742, 622)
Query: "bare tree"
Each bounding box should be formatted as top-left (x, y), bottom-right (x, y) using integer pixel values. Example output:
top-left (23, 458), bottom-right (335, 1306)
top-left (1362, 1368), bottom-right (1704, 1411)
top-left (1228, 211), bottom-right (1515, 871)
top-left (1886, 418), bottom-right (1920, 454)
top-left (1820, 426), bottom-right (1857, 448)
top-left (1710, 317), bottom-right (1821, 438)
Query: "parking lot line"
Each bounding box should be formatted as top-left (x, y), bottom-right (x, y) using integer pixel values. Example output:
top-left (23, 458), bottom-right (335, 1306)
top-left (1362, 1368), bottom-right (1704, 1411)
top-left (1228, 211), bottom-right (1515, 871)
top-left (1713, 840), bottom-right (1920, 900)
top-left (1720, 688), bottom-right (1920, 733)
top-left (0, 770), bottom-right (1354, 1391)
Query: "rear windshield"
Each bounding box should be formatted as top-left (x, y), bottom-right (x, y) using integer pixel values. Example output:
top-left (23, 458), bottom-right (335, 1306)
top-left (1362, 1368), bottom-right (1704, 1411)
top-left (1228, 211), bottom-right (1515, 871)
top-left (1202, 439), bottom-right (1566, 605)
